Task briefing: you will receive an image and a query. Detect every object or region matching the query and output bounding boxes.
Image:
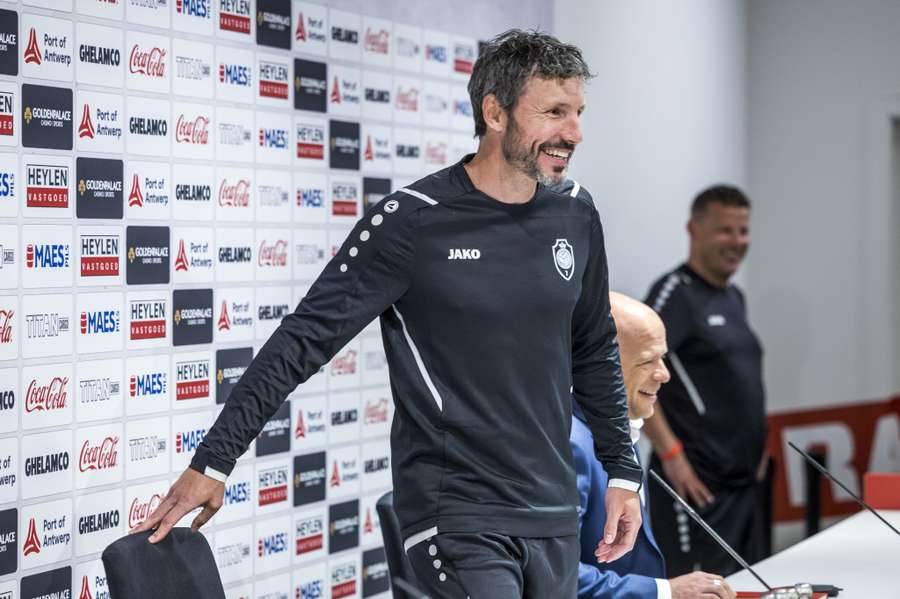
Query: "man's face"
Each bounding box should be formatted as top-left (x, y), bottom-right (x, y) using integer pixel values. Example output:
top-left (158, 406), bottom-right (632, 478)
top-left (620, 324), bottom-right (670, 420)
top-left (501, 76), bottom-right (585, 185)
top-left (689, 203), bottom-right (751, 282)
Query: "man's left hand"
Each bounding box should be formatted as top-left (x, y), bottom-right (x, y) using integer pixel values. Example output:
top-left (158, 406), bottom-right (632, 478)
top-left (594, 487), bottom-right (641, 563)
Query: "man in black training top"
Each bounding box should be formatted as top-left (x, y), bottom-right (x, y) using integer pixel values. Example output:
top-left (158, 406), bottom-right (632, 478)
top-left (643, 186), bottom-right (767, 576)
top-left (136, 30), bottom-right (643, 598)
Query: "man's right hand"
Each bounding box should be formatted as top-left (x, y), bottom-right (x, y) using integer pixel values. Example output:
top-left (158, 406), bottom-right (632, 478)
top-left (660, 451), bottom-right (714, 509)
top-left (131, 468), bottom-right (225, 543)
top-left (669, 572), bottom-right (736, 599)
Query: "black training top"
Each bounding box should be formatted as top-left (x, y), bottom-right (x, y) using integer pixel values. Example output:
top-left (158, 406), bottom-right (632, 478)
top-left (645, 264), bottom-right (766, 489)
top-left (191, 156), bottom-right (641, 540)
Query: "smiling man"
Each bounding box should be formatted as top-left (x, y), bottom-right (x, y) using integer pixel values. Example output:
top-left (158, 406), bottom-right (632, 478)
top-left (571, 292), bottom-right (736, 599)
top-left (136, 30), bottom-right (642, 598)
top-left (643, 186), bottom-right (768, 577)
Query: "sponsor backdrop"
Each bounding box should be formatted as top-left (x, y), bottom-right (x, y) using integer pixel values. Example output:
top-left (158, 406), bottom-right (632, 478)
top-left (0, 1), bottom-right (501, 597)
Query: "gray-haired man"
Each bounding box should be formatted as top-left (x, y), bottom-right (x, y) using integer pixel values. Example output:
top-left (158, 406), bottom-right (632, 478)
top-left (137, 30), bottom-right (641, 598)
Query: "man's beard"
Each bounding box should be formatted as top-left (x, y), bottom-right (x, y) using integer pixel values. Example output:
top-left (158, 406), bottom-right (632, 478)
top-left (501, 115), bottom-right (571, 186)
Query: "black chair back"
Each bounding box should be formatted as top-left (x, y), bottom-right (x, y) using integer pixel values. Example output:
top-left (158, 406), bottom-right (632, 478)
top-left (102, 528), bottom-right (225, 599)
top-left (376, 491), bottom-right (420, 599)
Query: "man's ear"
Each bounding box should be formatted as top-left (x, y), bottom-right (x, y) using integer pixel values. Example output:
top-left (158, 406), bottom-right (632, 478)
top-left (481, 93), bottom-right (507, 134)
top-left (686, 218), bottom-right (698, 240)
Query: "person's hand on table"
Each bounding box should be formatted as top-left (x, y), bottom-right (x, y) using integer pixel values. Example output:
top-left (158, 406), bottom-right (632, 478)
top-left (131, 468), bottom-right (225, 543)
top-left (670, 571), bottom-right (736, 599)
top-left (594, 486), bottom-right (642, 563)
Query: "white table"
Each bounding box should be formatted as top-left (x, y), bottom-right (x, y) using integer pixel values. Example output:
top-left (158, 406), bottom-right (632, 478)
top-left (727, 510), bottom-right (900, 599)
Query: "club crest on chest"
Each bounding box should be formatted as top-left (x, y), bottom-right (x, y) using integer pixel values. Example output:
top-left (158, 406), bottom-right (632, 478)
top-left (553, 239), bottom-right (574, 281)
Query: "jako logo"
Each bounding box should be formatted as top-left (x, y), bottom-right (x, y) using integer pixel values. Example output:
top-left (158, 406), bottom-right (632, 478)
top-left (219, 63), bottom-right (250, 86)
top-left (447, 248), bottom-right (480, 260)
top-left (129, 372), bottom-right (166, 397)
top-left (259, 128), bottom-right (288, 149)
top-left (175, 428), bottom-right (206, 453)
top-left (80, 310), bottom-right (120, 335)
top-left (257, 533), bottom-right (287, 557)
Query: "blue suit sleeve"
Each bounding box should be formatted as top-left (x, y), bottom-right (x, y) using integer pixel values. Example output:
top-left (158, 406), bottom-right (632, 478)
top-left (572, 430), bottom-right (660, 599)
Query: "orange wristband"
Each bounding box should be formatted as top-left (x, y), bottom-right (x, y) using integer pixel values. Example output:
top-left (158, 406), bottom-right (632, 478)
top-left (659, 440), bottom-right (684, 461)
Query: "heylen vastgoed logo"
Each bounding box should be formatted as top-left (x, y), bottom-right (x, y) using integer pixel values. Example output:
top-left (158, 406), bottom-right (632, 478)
top-left (126, 226), bottom-right (169, 285)
top-left (172, 288), bottom-right (213, 346)
top-left (76, 157), bottom-right (123, 219)
top-left (22, 83), bottom-right (73, 150)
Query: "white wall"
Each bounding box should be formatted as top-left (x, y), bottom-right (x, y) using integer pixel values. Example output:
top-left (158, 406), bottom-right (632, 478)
top-left (554, 0), bottom-right (747, 300)
top-left (747, 0), bottom-right (899, 409)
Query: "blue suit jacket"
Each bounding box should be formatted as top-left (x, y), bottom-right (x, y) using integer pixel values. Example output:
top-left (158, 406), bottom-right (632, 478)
top-left (571, 407), bottom-right (666, 599)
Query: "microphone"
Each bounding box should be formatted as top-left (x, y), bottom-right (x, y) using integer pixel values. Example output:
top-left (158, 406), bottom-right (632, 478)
top-left (787, 441), bottom-right (900, 537)
top-left (648, 469), bottom-right (773, 591)
top-left (649, 470), bottom-right (844, 596)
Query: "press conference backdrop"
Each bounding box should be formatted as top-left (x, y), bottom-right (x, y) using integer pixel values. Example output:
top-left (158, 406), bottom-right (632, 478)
top-left (0, 1), bottom-right (490, 598)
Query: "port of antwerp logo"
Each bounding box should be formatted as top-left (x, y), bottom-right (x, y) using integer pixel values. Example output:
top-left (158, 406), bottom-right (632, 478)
top-left (78, 105), bottom-right (95, 139)
top-left (80, 575), bottom-right (94, 599)
top-left (128, 174), bottom-right (143, 207)
top-left (23, 517), bottom-right (41, 555)
top-left (552, 239), bottom-right (574, 281)
top-left (174, 239), bottom-right (188, 271)
top-left (24, 28), bottom-right (41, 65)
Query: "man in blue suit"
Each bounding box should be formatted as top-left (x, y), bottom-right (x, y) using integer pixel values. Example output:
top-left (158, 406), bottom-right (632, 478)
top-left (572, 292), bottom-right (736, 599)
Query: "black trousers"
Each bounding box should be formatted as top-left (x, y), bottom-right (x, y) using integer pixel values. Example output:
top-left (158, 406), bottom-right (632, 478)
top-left (648, 455), bottom-right (767, 576)
top-left (405, 531), bottom-right (579, 599)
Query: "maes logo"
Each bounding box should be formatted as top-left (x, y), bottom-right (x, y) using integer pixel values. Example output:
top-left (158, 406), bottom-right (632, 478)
top-left (176, 0), bottom-right (211, 18)
top-left (129, 371), bottom-right (167, 398)
top-left (223, 480), bottom-right (249, 506)
top-left (26, 243), bottom-right (70, 269)
top-left (259, 128), bottom-right (287, 149)
top-left (219, 62), bottom-right (251, 86)
top-left (80, 310), bottom-right (120, 335)
top-left (257, 532), bottom-right (287, 557)
top-left (175, 428), bottom-right (206, 453)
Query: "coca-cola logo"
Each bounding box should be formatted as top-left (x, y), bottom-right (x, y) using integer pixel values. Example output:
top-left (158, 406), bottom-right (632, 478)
top-left (218, 178), bottom-right (250, 207)
top-left (25, 377), bottom-right (69, 413)
top-left (364, 398), bottom-right (389, 424)
top-left (0, 309), bottom-right (12, 344)
top-left (129, 45), bottom-right (167, 78)
top-left (365, 29), bottom-right (389, 54)
top-left (128, 493), bottom-right (163, 530)
top-left (79, 436), bottom-right (119, 472)
top-left (257, 240), bottom-right (288, 267)
top-left (331, 350), bottom-right (357, 376)
top-left (175, 114), bottom-right (210, 145)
